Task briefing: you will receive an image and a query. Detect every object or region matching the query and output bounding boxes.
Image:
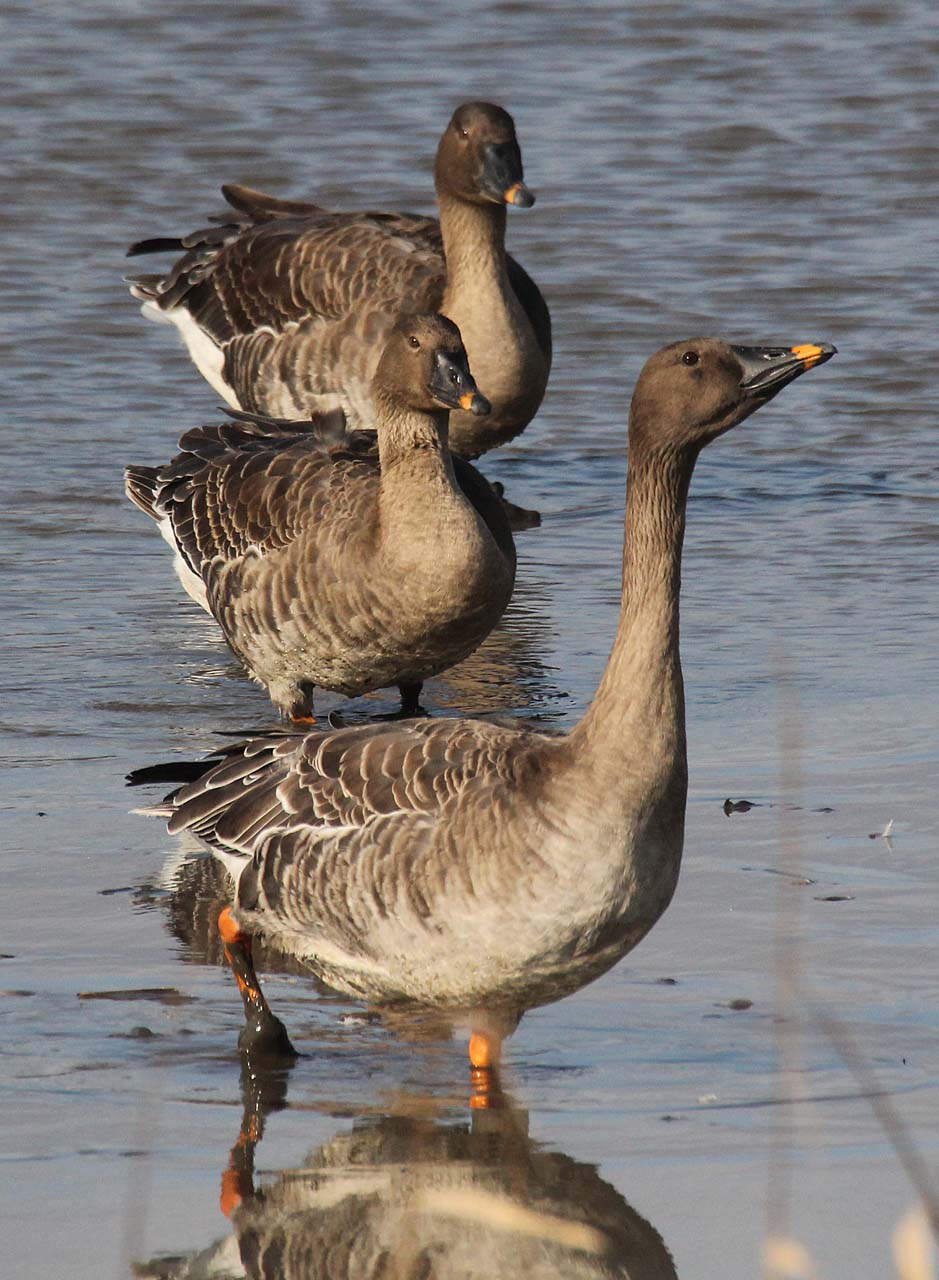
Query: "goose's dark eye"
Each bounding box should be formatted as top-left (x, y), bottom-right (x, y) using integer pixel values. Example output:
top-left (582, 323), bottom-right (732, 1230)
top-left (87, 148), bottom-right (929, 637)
top-left (408, 336), bottom-right (420, 350)
top-left (681, 350), bottom-right (699, 366)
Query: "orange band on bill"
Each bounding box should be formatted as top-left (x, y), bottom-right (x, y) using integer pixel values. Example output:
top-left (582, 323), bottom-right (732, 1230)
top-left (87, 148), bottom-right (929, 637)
top-left (790, 344), bottom-right (826, 368)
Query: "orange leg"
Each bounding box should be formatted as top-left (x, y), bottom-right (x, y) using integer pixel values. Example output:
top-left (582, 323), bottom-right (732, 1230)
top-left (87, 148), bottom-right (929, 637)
top-left (219, 1100), bottom-right (265, 1218)
top-left (220, 1126), bottom-right (256, 1219)
top-left (218, 908), bottom-right (297, 1062)
top-left (219, 999), bottom-right (296, 1219)
top-left (468, 1030), bottom-right (503, 1110)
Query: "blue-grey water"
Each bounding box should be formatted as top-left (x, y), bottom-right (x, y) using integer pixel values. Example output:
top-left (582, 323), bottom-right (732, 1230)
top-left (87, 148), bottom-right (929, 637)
top-left (2, 2), bottom-right (937, 1276)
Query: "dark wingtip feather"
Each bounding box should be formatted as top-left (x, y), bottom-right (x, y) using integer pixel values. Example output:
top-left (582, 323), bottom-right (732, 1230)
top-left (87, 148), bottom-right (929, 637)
top-left (126, 760), bottom-right (217, 787)
top-left (127, 236), bottom-right (187, 258)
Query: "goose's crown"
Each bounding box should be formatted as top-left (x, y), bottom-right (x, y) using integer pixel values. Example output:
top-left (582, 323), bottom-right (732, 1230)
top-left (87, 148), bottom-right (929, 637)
top-left (435, 102), bottom-right (533, 208)
top-left (630, 337), bottom-right (837, 452)
top-left (374, 313), bottom-right (491, 417)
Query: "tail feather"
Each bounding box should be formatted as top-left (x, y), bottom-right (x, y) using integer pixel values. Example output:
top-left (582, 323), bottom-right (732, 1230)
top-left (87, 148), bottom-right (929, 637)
top-left (124, 465), bottom-right (162, 520)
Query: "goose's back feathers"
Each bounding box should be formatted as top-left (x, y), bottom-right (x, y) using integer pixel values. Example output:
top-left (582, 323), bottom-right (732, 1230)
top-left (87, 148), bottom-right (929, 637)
top-left (130, 204), bottom-right (448, 421)
top-left (130, 187), bottom-right (447, 327)
top-left (128, 410), bottom-right (514, 587)
top-left (127, 415), bottom-right (379, 578)
top-left (167, 715), bottom-right (535, 849)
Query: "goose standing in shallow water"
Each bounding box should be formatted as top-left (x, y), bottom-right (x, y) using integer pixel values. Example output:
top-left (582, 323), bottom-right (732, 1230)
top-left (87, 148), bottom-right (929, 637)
top-left (126, 102), bottom-right (550, 460)
top-left (141, 337), bottom-right (835, 1074)
top-left (125, 314), bottom-right (515, 720)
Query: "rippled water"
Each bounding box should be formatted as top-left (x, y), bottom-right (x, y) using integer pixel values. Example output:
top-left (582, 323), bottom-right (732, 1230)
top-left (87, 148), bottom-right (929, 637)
top-left (3, 2), bottom-right (938, 1276)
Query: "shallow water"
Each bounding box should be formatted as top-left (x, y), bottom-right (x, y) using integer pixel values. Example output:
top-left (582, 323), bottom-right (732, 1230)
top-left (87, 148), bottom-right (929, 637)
top-left (3, 1), bottom-right (938, 1276)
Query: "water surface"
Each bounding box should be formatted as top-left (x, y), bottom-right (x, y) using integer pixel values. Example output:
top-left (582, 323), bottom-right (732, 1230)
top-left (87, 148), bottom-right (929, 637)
top-left (2, 2), bottom-right (938, 1276)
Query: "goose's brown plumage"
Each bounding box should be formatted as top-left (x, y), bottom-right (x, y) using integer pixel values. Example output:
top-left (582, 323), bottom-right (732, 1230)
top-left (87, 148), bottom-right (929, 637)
top-left (127, 102), bottom-right (551, 458)
top-left (125, 314), bottom-right (516, 719)
top-left (145, 338), bottom-right (835, 1031)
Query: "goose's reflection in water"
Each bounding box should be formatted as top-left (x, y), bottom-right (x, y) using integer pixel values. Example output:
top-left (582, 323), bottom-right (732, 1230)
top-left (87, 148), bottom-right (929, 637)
top-left (423, 580), bottom-right (570, 722)
top-left (136, 1055), bottom-right (677, 1280)
top-left (176, 567), bottom-right (569, 728)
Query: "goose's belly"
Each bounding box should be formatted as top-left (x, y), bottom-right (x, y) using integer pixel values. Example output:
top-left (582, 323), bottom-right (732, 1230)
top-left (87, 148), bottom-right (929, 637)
top-left (214, 533), bottom-right (512, 699)
top-left (234, 581), bottom-right (508, 697)
top-left (304, 925), bottom-right (654, 1012)
top-left (248, 821), bottom-right (683, 1012)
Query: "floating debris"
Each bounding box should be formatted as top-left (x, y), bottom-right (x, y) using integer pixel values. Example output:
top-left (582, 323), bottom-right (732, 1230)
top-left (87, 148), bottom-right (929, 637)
top-left (723, 798), bottom-right (759, 815)
top-left (814, 894), bottom-right (855, 902)
top-left (78, 987), bottom-right (195, 1005)
top-left (741, 865), bottom-right (817, 886)
top-left (338, 1011), bottom-right (382, 1026)
top-left (727, 998), bottom-right (753, 1011)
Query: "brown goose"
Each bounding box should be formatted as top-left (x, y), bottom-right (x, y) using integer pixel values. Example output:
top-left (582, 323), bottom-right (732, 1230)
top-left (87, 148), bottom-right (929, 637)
top-left (126, 102), bottom-right (550, 459)
top-left (142, 338), bottom-right (835, 1074)
top-left (125, 314), bottom-right (515, 720)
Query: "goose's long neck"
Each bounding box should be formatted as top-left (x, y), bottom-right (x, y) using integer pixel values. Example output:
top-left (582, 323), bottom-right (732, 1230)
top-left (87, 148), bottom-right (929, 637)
top-left (375, 398), bottom-right (470, 549)
top-left (567, 442), bottom-right (696, 796)
top-left (437, 193), bottom-right (510, 304)
top-left (376, 398), bottom-right (457, 495)
top-left (375, 397), bottom-right (496, 595)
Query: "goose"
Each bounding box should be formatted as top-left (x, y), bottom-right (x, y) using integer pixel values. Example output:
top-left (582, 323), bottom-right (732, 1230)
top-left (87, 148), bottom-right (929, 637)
top-left (124, 313), bottom-right (516, 720)
top-left (126, 102), bottom-right (551, 460)
top-left (140, 337), bottom-right (835, 1076)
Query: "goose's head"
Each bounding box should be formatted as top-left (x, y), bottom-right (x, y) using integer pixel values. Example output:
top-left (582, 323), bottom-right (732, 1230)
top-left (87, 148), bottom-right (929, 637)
top-left (629, 337), bottom-right (837, 454)
top-left (435, 102), bottom-right (535, 209)
top-left (375, 313), bottom-right (492, 417)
